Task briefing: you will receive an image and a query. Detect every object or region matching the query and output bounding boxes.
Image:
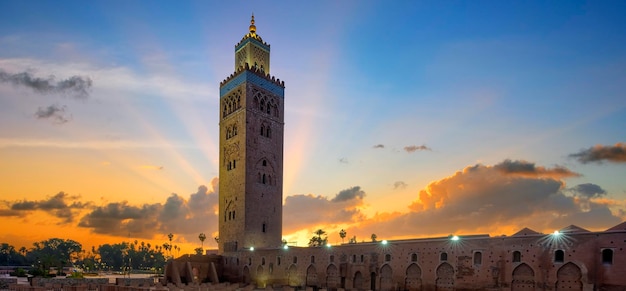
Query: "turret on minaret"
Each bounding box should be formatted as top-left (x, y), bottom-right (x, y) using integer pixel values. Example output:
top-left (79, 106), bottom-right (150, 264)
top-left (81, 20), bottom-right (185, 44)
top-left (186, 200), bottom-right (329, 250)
top-left (234, 14), bottom-right (271, 74)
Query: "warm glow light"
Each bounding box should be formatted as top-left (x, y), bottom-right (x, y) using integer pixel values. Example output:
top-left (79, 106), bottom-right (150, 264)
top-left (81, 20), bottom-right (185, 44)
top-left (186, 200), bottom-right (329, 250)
top-left (553, 230), bottom-right (561, 236)
top-left (451, 235), bottom-right (460, 241)
top-left (326, 243), bottom-right (331, 248)
top-left (381, 240), bottom-right (388, 245)
top-left (283, 245), bottom-right (288, 250)
top-left (250, 247), bottom-right (254, 251)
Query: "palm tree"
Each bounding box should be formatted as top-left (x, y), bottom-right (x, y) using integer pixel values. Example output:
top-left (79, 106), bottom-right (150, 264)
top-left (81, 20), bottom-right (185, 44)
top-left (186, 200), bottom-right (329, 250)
top-left (167, 233), bottom-right (174, 258)
top-left (315, 229), bottom-right (326, 242)
top-left (309, 229), bottom-right (328, 247)
top-left (339, 229), bottom-right (347, 243)
top-left (371, 233), bottom-right (377, 242)
top-left (198, 233), bottom-right (206, 250)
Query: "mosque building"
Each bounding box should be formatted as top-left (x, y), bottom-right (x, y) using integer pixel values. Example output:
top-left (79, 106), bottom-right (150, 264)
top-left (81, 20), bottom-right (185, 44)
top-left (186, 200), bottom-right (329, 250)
top-left (167, 15), bottom-right (626, 291)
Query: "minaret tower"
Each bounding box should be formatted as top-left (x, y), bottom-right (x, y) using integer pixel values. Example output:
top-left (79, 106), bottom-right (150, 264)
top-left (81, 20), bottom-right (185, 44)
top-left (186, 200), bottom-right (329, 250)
top-left (218, 15), bottom-right (285, 253)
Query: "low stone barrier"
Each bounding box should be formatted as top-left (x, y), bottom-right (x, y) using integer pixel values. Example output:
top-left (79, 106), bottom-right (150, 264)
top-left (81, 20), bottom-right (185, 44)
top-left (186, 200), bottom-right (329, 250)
top-left (30, 278), bottom-right (109, 288)
top-left (0, 278), bottom-right (18, 290)
top-left (115, 278), bottom-right (157, 287)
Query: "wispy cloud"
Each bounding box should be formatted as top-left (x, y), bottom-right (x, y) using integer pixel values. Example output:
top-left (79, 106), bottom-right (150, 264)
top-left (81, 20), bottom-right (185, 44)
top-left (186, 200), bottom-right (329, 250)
top-left (569, 183), bottom-right (607, 199)
top-left (393, 181), bottom-right (408, 190)
top-left (0, 69), bottom-right (92, 98)
top-left (373, 144), bottom-right (385, 149)
top-left (493, 159), bottom-right (579, 178)
top-left (569, 143), bottom-right (626, 164)
top-left (404, 145), bottom-right (431, 153)
top-left (331, 186), bottom-right (365, 202)
top-left (3, 192), bottom-right (89, 224)
top-left (34, 104), bottom-right (70, 124)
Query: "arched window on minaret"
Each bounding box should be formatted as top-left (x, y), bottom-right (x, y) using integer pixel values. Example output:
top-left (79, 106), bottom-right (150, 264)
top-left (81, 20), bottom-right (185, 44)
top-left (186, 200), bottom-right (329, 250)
top-left (262, 174), bottom-right (266, 184)
top-left (260, 125), bottom-right (265, 136)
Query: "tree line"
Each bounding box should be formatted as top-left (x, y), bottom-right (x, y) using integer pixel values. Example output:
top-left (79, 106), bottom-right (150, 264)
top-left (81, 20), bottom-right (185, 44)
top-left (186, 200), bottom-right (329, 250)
top-left (0, 237), bottom-right (180, 276)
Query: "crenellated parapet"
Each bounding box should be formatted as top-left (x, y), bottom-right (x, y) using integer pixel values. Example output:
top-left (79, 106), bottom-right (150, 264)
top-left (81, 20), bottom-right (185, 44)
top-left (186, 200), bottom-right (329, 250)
top-left (220, 63), bottom-right (285, 97)
top-left (235, 34), bottom-right (270, 49)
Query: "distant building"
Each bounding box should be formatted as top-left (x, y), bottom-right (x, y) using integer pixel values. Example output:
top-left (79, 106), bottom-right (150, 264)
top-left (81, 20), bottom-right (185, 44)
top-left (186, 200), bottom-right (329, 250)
top-left (167, 15), bottom-right (626, 291)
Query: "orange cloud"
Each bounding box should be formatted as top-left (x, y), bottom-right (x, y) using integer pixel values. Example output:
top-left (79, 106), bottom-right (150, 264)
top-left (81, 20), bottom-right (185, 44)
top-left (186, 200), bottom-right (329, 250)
top-left (282, 186), bottom-right (366, 234)
top-left (493, 159), bottom-right (580, 178)
top-left (569, 142), bottom-right (626, 163)
top-left (346, 159), bottom-right (621, 241)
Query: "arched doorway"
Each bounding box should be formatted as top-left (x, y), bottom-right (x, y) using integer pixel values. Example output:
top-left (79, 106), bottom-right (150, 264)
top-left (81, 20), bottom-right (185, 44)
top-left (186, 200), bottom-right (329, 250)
top-left (405, 263), bottom-right (422, 291)
top-left (353, 271), bottom-right (364, 291)
top-left (380, 264), bottom-right (393, 291)
top-left (371, 272), bottom-right (377, 291)
top-left (556, 262), bottom-right (582, 291)
top-left (435, 262), bottom-right (454, 291)
top-left (256, 265), bottom-right (266, 288)
top-left (306, 265), bottom-right (318, 287)
top-left (288, 264), bottom-right (299, 287)
top-left (511, 263), bottom-right (535, 291)
top-left (242, 266), bottom-right (251, 284)
top-left (326, 264), bottom-right (340, 290)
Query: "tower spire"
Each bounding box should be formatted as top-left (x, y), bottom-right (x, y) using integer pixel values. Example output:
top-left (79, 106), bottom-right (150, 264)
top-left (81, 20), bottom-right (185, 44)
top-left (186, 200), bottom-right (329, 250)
top-left (249, 13), bottom-right (256, 35)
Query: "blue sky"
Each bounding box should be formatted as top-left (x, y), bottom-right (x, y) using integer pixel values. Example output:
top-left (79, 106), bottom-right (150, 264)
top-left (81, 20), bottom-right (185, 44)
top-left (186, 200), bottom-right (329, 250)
top-left (1, 1), bottom-right (625, 250)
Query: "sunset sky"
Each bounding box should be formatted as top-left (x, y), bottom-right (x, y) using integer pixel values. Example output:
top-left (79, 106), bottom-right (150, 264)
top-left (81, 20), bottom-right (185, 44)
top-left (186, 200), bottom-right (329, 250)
top-left (1, 1), bottom-right (625, 255)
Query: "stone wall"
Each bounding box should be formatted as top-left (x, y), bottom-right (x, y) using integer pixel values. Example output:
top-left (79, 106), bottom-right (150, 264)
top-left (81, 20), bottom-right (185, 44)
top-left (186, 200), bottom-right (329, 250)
top-left (30, 278), bottom-right (109, 287)
top-left (0, 278), bottom-right (17, 290)
top-left (215, 230), bottom-right (626, 290)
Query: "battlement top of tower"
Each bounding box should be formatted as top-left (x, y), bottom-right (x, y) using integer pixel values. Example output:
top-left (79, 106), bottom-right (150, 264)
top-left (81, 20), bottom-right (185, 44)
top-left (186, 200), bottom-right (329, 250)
top-left (236, 14), bottom-right (270, 48)
top-left (220, 62), bottom-right (285, 89)
top-left (220, 63), bottom-right (285, 87)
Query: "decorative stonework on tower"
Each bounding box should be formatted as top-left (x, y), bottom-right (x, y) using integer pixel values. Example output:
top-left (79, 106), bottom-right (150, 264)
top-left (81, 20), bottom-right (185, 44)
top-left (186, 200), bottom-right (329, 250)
top-left (234, 15), bottom-right (271, 74)
top-left (218, 15), bottom-right (285, 253)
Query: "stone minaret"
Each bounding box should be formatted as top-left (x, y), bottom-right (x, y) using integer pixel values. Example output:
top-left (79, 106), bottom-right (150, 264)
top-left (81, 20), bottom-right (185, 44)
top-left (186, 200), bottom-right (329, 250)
top-left (218, 15), bottom-right (284, 253)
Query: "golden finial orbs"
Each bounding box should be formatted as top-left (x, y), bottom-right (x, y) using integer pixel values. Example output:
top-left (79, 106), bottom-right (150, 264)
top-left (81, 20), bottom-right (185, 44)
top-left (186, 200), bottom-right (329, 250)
top-left (249, 14), bottom-right (256, 34)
